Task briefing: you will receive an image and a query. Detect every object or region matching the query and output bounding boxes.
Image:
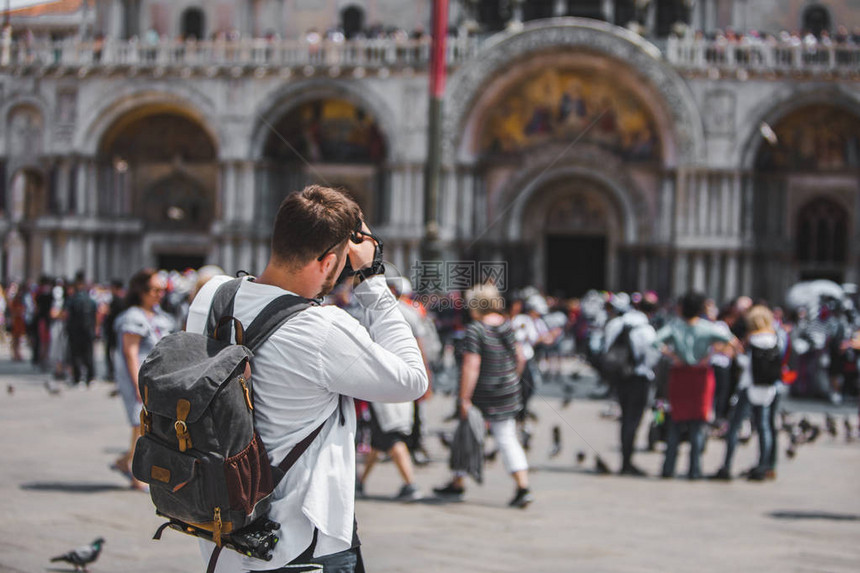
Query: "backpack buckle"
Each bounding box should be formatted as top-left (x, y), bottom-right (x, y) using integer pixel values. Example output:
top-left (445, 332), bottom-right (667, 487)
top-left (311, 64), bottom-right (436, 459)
top-left (175, 399), bottom-right (192, 452)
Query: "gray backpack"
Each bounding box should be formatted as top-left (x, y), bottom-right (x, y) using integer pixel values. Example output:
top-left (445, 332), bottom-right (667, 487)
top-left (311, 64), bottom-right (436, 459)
top-left (131, 278), bottom-right (318, 563)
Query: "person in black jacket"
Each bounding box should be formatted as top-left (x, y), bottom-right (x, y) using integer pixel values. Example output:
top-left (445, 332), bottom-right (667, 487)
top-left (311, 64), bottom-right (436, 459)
top-left (65, 271), bottom-right (97, 386)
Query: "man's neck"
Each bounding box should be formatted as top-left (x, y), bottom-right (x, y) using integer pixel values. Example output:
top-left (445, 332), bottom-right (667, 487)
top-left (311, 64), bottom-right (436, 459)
top-left (256, 263), bottom-right (317, 299)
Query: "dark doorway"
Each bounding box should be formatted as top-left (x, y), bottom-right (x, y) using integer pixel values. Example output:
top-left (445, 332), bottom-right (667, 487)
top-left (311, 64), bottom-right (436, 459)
top-left (803, 5), bottom-right (830, 37)
top-left (157, 254), bottom-right (206, 272)
top-left (341, 5), bottom-right (365, 39)
top-left (546, 235), bottom-right (607, 297)
top-left (181, 8), bottom-right (205, 40)
top-left (655, 0), bottom-right (690, 36)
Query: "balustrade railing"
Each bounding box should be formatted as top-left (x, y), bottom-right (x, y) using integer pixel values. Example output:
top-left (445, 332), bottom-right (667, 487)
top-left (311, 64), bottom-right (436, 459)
top-left (666, 36), bottom-right (860, 74)
top-left (0, 36), bottom-right (479, 69)
top-left (3, 35), bottom-right (859, 75)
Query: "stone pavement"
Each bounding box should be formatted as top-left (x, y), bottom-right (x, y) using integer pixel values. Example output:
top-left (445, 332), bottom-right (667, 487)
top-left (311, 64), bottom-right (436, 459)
top-left (1, 352), bottom-right (859, 573)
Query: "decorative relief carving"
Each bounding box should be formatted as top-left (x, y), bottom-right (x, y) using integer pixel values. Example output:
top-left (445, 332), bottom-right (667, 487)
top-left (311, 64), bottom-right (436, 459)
top-left (704, 89), bottom-right (735, 137)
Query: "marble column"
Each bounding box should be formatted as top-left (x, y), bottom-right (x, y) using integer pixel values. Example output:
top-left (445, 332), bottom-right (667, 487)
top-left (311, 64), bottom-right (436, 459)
top-left (239, 161), bottom-right (255, 224)
top-left (723, 253), bottom-right (738, 301)
top-left (692, 252), bottom-right (706, 293)
top-left (221, 162), bottom-right (238, 224)
top-left (673, 251), bottom-right (689, 297)
top-left (221, 239), bottom-right (235, 275)
top-left (86, 236), bottom-right (96, 280)
top-left (709, 251), bottom-right (722, 303)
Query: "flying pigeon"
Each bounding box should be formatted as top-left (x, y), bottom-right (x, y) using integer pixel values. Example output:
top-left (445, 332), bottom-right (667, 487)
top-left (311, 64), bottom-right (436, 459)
top-left (549, 425), bottom-right (561, 458)
top-left (50, 537), bottom-right (105, 572)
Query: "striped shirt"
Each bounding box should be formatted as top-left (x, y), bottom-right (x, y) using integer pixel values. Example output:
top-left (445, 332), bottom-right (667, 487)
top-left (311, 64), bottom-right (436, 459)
top-left (463, 320), bottom-right (522, 421)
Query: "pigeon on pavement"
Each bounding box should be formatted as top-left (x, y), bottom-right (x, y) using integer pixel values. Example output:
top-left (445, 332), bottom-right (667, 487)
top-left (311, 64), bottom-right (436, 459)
top-left (50, 537), bottom-right (105, 572)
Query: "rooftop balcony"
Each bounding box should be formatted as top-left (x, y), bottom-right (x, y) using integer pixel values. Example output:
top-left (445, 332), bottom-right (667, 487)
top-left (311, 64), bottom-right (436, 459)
top-left (2, 34), bottom-right (859, 78)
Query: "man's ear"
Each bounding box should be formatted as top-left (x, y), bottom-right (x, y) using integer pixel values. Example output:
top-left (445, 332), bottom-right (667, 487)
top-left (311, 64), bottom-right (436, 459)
top-left (319, 252), bottom-right (338, 275)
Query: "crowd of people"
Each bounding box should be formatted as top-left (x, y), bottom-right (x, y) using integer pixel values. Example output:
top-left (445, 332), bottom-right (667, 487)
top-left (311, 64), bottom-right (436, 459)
top-left (3, 188), bottom-right (859, 570)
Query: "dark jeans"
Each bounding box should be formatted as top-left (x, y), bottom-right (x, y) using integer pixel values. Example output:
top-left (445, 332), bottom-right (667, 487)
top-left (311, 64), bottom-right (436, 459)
top-left (722, 389), bottom-right (773, 472)
top-left (262, 546), bottom-right (364, 573)
top-left (661, 419), bottom-right (706, 478)
top-left (617, 375), bottom-right (650, 468)
top-left (712, 364), bottom-right (732, 420)
top-left (69, 333), bottom-right (95, 385)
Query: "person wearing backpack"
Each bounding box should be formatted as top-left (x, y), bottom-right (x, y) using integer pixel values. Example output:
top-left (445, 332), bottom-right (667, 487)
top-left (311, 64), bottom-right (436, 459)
top-left (711, 304), bottom-right (784, 481)
top-left (185, 185), bottom-right (428, 572)
top-left (602, 293), bottom-right (658, 476)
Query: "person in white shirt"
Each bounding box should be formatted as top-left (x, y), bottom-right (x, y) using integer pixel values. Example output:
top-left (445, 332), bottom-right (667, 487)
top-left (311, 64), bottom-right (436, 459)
top-left (186, 185), bottom-right (428, 572)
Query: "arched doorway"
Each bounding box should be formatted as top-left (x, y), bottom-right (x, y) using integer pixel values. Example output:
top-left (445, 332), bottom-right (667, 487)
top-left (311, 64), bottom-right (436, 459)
top-left (181, 8), bottom-right (206, 40)
top-left (520, 178), bottom-right (624, 297)
top-left (341, 5), bottom-right (364, 39)
top-left (97, 108), bottom-right (218, 275)
top-left (753, 103), bottom-right (860, 294)
top-left (261, 98), bottom-right (388, 225)
top-left (796, 197), bottom-right (849, 283)
top-left (803, 4), bottom-right (831, 38)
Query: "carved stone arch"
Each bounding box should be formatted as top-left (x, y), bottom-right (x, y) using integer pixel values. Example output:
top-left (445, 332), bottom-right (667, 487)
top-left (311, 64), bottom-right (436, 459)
top-left (249, 79), bottom-right (398, 162)
top-left (444, 18), bottom-right (704, 167)
top-left (77, 85), bottom-right (221, 157)
top-left (737, 85), bottom-right (860, 170)
top-left (497, 144), bottom-right (652, 244)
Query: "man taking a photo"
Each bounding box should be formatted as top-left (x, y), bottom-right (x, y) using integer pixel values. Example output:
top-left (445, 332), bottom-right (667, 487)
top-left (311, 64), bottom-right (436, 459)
top-left (186, 185), bottom-right (428, 572)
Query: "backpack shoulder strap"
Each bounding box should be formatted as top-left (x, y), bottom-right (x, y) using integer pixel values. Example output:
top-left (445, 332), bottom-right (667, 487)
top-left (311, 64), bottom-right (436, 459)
top-left (205, 278), bottom-right (244, 341)
top-left (242, 294), bottom-right (315, 352)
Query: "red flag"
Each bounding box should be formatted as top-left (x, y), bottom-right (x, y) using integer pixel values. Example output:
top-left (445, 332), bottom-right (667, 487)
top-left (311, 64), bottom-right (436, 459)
top-left (429, 0), bottom-right (449, 99)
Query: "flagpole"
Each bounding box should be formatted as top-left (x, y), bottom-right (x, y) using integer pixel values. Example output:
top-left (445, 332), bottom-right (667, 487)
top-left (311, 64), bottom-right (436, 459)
top-left (422, 0), bottom-right (448, 271)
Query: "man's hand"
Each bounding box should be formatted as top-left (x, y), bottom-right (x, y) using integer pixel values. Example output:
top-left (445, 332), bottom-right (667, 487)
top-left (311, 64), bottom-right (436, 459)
top-left (348, 221), bottom-right (377, 271)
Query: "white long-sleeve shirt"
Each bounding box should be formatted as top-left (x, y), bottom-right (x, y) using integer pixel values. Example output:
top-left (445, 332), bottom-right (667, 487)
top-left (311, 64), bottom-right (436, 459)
top-left (186, 274), bottom-right (428, 571)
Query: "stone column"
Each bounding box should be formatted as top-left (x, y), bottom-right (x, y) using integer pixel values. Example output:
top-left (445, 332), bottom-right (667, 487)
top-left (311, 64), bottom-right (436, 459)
top-left (237, 241), bottom-right (253, 275)
top-left (659, 173), bottom-right (674, 243)
top-left (55, 160), bottom-right (70, 215)
top-left (238, 161), bottom-right (255, 224)
top-left (221, 239), bottom-right (235, 275)
top-left (42, 236), bottom-right (54, 278)
top-left (673, 251), bottom-right (688, 298)
top-left (723, 253), bottom-right (738, 301)
top-left (692, 252), bottom-right (706, 293)
top-left (86, 236), bottom-right (96, 280)
top-left (709, 251), bottom-right (722, 303)
top-left (458, 169), bottom-right (474, 239)
top-left (221, 162), bottom-right (238, 224)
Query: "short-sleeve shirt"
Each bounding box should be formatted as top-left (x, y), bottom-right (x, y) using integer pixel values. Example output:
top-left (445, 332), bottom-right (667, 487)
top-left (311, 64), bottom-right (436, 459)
top-left (462, 320), bottom-right (521, 421)
top-left (655, 318), bottom-right (732, 365)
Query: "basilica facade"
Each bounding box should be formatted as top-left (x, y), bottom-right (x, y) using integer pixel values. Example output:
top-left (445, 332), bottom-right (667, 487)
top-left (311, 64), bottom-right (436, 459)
top-left (1, 0), bottom-right (860, 304)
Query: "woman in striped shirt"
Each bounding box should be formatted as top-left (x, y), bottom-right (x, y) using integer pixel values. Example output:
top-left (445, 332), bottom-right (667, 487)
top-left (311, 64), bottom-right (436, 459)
top-left (434, 283), bottom-right (531, 507)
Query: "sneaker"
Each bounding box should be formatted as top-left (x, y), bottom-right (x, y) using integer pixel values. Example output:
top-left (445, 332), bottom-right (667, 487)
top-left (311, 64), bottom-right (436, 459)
top-left (412, 449), bottom-right (431, 467)
top-left (746, 467), bottom-right (768, 482)
top-left (509, 488), bottom-right (533, 509)
top-left (708, 467), bottom-right (732, 481)
top-left (432, 482), bottom-right (465, 498)
top-left (395, 483), bottom-right (423, 502)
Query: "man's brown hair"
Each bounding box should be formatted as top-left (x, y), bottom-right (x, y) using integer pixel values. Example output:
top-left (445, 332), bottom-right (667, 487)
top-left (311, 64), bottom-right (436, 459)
top-left (271, 185), bottom-right (362, 267)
